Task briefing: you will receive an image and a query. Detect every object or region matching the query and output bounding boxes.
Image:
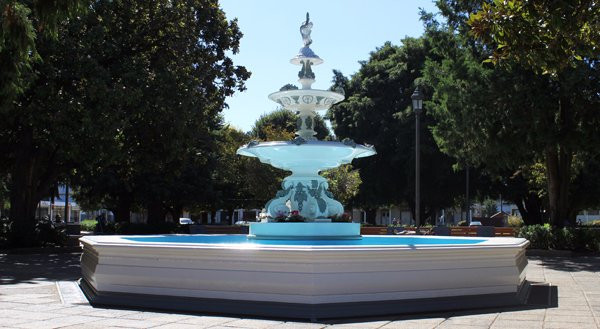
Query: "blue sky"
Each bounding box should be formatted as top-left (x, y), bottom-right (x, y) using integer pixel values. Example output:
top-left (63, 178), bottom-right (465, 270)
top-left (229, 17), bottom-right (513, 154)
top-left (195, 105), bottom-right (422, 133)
top-left (219, 0), bottom-right (438, 132)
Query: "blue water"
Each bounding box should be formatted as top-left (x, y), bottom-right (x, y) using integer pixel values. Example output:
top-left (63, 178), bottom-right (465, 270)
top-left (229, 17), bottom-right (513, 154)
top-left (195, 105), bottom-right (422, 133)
top-left (124, 235), bottom-right (486, 246)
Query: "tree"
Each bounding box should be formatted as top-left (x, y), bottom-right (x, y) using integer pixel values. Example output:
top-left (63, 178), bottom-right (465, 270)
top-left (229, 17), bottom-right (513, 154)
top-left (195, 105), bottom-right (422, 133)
top-left (3, 0), bottom-right (249, 245)
top-left (321, 164), bottom-right (361, 208)
top-left (481, 198), bottom-right (497, 217)
top-left (0, 0), bottom-right (86, 108)
top-left (74, 0), bottom-right (249, 224)
top-left (328, 40), bottom-right (464, 224)
top-left (425, 1), bottom-right (600, 226)
top-left (468, 0), bottom-right (600, 75)
top-left (250, 107), bottom-right (329, 140)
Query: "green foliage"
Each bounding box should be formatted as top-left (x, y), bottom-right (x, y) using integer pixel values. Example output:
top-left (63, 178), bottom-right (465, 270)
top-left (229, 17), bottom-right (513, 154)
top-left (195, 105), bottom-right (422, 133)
top-left (507, 215), bottom-right (524, 227)
top-left (322, 164), bottom-right (361, 206)
top-left (518, 224), bottom-right (553, 249)
top-left (518, 224), bottom-right (600, 252)
top-left (424, 4), bottom-right (600, 226)
top-left (67, 0), bottom-right (250, 222)
top-left (468, 0), bottom-right (600, 75)
top-left (250, 108), bottom-right (329, 140)
top-left (34, 221), bottom-right (67, 247)
top-left (481, 199), bottom-right (498, 217)
top-left (0, 0), bottom-right (86, 106)
top-left (329, 213), bottom-right (352, 223)
top-left (328, 39), bottom-right (463, 219)
top-left (80, 219), bottom-right (97, 232)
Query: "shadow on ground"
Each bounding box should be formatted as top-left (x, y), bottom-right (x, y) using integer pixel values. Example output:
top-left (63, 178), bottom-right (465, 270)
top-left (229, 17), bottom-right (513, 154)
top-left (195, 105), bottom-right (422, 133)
top-left (0, 252), bottom-right (81, 285)
top-left (533, 255), bottom-right (600, 273)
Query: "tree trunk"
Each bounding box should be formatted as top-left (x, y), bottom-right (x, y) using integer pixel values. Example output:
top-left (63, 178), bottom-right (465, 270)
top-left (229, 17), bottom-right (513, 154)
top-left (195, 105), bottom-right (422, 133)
top-left (545, 146), bottom-right (572, 227)
top-left (365, 208), bottom-right (377, 225)
top-left (147, 200), bottom-right (165, 224)
top-left (514, 193), bottom-right (544, 226)
top-left (8, 129), bottom-right (57, 247)
top-left (115, 192), bottom-right (132, 223)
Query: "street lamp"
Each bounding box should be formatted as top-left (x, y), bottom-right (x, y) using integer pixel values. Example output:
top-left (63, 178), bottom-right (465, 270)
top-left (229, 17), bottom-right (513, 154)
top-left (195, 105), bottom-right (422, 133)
top-left (412, 86), bottom-right (423, 228)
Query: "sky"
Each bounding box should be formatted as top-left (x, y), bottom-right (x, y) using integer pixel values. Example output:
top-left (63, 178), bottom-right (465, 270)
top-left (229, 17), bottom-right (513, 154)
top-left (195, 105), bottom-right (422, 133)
top-left (219, 0), bottom-right (439, 132)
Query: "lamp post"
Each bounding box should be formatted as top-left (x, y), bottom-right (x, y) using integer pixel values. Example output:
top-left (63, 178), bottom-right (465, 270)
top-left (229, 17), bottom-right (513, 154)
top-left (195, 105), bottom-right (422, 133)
top-left (412, 86), bottom-right (423, 228)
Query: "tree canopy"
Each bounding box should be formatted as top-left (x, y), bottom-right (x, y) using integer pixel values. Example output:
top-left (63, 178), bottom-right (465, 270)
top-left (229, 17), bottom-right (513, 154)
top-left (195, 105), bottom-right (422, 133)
top-left (328, 39), bottom-right (463, 223)
top-left (2, 0), bottom-right (250, 245)
top-left (424, 1), bottom-right (600, 226)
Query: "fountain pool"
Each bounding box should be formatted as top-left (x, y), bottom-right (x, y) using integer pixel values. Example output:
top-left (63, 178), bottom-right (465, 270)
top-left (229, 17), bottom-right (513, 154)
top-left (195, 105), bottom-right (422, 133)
top-left (80, 234), bottom-right (529, 319)
top-left (79, 13), bottom-right (530, 319)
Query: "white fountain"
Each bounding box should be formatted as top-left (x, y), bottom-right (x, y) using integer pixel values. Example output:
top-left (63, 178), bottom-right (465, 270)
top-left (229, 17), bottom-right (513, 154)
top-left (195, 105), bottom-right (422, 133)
top-left (79, 14), bottom-right (530, 320)
top-left (237, 13), bottom-right (375, 239)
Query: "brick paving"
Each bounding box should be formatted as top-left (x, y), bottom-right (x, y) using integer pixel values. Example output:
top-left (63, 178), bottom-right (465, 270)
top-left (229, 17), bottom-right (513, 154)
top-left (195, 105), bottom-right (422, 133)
top-left (0, 251), bottom-right (598, 328)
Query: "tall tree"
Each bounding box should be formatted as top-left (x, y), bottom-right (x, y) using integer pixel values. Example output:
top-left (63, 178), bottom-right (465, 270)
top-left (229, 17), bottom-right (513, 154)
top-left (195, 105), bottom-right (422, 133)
top-left (3, 0), bottom-right (249, 246)
top-left (328, 39), bottom-right (463, 224)
top-left (72, 0), bottom-right (249, 224)
top-left (427, 0), bottom-right (600, 226)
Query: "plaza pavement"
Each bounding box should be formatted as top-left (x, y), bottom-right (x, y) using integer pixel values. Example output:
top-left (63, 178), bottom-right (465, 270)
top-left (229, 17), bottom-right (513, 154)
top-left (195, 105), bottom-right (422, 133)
top-left (0, 251), bottom-right (599, 329)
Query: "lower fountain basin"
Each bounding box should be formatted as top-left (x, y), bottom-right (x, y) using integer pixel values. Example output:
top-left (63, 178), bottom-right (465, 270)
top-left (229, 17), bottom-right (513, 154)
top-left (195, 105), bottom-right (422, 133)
top-left (80, 235), bottom-right (529, 319)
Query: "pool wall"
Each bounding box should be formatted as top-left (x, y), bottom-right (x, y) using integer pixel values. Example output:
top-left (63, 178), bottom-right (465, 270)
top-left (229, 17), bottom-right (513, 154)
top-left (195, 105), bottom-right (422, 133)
top-left (80, 235), bottom-right (529, 319)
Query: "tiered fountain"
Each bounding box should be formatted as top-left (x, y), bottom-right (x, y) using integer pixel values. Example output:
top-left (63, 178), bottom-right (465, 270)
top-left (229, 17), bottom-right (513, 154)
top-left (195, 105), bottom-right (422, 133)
top-left (237, 13), bottom-right (375, 239)
top-left (79, 14), bottom-right (530, 320)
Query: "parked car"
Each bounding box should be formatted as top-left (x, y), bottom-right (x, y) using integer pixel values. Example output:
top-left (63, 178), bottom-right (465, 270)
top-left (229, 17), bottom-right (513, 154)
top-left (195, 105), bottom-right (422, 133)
top-left (179, 218), bottom-right (193, 225)
top-left (469, 221), bottom-right (482, 226)
top-left (234, 220), bottom-right (250, 226)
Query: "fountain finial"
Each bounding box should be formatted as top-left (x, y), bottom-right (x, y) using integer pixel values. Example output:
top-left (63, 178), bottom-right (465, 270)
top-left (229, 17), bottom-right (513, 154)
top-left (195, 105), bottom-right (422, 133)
top-left (300, 13), bottom-right (312, 47)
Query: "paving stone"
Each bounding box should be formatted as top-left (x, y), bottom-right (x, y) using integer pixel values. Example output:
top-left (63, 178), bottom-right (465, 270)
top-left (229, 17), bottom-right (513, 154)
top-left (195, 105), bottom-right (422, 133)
top-left (379, 318), bottom-right (444, 329)
top-left (545, 315), bottom-right (596, 323)
top-left (490, 319), bottom-right (543, 328)
top-left (0, 309), bottom-right (64, 321)
top-left (221, 318), bottom-right (285, 328)
top-left (84, 308), bottom-right (142, 318)
top-left (435, 322), bottom-right (489, 329)
top-left (0, 301), bottom-right (26, 309)
top-left (0, 318), bottom-right (30, 326)
top-left (11, 315), bottom-right (106, 329)
top-left (73, 317), bottom-right (153, 328)
top-left (546, 309), bottom-right (593, 316)
top-left (119, 312), bottom-right (193, 323)
top-left (497, 312), bottom-right (545, 321)
top-left (178, 315), bottom-right (240, 326)
top-left (150, 324), bottom-right (201, 329)
top-left (543, 322), bottom-right (598, 329)
top-left (440, 313), bottom-right (498, 327)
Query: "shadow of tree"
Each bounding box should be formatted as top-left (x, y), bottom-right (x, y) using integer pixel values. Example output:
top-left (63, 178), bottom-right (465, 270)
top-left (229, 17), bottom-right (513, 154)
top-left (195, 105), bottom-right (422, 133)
top-left (0, 252), bottom-right (81, 285)
top-left (532, 255), bottom-right (600, 272)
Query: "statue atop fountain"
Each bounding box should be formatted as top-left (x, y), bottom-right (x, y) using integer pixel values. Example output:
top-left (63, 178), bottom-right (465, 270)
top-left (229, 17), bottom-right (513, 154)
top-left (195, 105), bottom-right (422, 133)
top-left (237, 13), bottom-right (376, 238)
top-left (300, 12), bottom-right (312, 47)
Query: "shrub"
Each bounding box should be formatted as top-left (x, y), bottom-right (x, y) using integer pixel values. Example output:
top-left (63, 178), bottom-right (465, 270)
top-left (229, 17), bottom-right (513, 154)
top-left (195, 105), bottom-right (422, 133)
top-left (518, 224), bottom-right (552, 249)
top-left (518, 224), bottom-right (600, 252)
top-left (35, 220), bottom-right (67, 247)
top-left (80, 219), bottom-right (97, 231)
top-left (507, 215), bottom-right (524, 227)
